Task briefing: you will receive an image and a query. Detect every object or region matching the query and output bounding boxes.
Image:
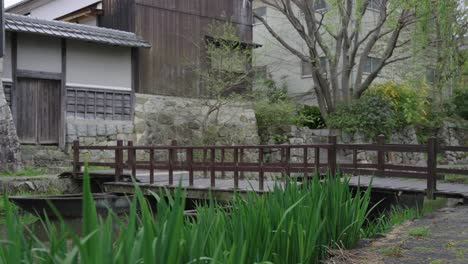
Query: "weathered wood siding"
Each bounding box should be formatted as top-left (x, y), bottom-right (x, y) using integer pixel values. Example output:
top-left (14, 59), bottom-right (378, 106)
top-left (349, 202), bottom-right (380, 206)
top-left (16, 78), bottom-right (61, 144)
top-left (101, 0), bottom-right (253, 97)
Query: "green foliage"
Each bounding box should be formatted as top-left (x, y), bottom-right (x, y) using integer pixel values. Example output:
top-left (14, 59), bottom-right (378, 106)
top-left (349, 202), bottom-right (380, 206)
top-left (296, 105), bottom-right (326, 129)
top-left (452, 88), bottom-right (468, 120)
top-left (328, 82), bottom-right (429, 138)
top-left (0, 168), bottom-right (375, 263)
top-left (0, 167), bottom-right (46, 177)
top-left (408, 226), bottom-right (430, 237)
top-left (253, 80), bottom-right (297, 143)
top-left (327, 92), bottom-right (397, 138)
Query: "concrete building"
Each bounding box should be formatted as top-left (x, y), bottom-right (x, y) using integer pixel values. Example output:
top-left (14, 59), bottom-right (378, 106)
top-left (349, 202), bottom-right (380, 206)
top-left (252, 0), bottom-right (436, 105)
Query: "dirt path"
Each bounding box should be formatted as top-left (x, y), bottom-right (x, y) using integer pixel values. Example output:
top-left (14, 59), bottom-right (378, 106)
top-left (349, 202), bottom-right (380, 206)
top-left (328, 206), bottom-right (468, 264)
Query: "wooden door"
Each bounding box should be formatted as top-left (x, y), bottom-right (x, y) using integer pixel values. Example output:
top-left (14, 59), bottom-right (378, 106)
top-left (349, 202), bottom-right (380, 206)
top-left (15, 78), bottom-right (61, 145)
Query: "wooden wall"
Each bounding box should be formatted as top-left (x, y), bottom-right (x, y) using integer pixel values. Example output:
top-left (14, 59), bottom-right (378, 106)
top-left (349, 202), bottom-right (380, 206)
top-left (101, 0), bottom-right (253, 97)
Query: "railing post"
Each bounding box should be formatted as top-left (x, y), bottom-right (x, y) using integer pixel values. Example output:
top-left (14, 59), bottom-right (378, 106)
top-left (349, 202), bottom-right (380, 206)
top-left (240, 148), bottom-right (245, 179)
top-left (314, 147), bottom-right (320, 176)
top-left (328, 135), bottom-right (337, 176)
top-left (187, 147), bottom-right (194, 186)
top-left (234, 148), bottom-right (239, 189)
top-left (149, 148), bottom-right (155, 184)
top-left (303, 147), bottom-right (308, 178)
top-left (127, 141), bottom-right (136, 179)
top-left (285, 146), bottom-right (291, 177)
top-left (377, 134), bottom-right (385, 174)
top-left (115, 140), bottom-right (123, 182)
top-left (210, 148), bottom-right (215, 187)
top-left (203, 149), bottom-right (208, 178)
top-left (72, 140), bottom-right (81, 177)
top-left (259, 147), bottom-right (264, 191)
top-left (221, 148), bottom-right (226, 178)
top-left (427, 137), bottom-right (437, 200)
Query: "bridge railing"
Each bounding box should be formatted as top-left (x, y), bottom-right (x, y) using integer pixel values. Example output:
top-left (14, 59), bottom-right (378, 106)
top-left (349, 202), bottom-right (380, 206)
top-left (72, 135), bottom-right (468, 198)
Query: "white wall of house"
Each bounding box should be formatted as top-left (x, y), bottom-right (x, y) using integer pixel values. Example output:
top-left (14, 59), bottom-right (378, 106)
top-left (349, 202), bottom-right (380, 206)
top-left (2, 33), bottom-right (13, 81)
top-left (253, 1), bottom-right (433, 106)
top-left (29, 0), bottom-right (101, 20)
top-left (66, 40), bottom-right (132, 91)
top-left (17, 33), bottom-right (62, 73)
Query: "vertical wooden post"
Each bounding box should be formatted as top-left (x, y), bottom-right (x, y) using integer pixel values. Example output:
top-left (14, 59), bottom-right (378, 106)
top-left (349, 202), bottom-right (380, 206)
top-left (115, 140), bottom-right (123, 182)
top-left (259, 147), bottom-right (264, 191)
top-left (285, 146), bottom-right (291, 177)
top-left (240, 148), bottom-right (245, 179)
top-left (352, 147), bottom-right (358, 171)
top-left (328, 136), bottom-right (337, 176)
top-left (149, 148), bottom-right (154, 184)
top-left (210, 148), bottom-right (215, 187)
top-left (203, 149), bottom-right (208, 178)
top-left (72, 140), bottom-right (81, 177)
top-left (221, 148), bottom-right (225, 178)
top-left (377, 134), bottom-right (385, 174)
top-left (168, 148), bottom-right (174, 186)
top-left (427, 137), bottom-right (437, 200)
top-left (233, 148), bottom-right (239, 189)
top-left (314, 147), bottom-right (320, 176)
top-left (127, 141), bottom-right (136, 179)
top-left (187, 147), bottom-right (194, 186)
top-left (303, 147), bottom-right (308, 178)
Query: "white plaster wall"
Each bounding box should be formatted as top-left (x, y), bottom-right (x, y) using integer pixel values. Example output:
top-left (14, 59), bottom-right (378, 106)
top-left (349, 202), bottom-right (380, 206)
top-left (17, 33), bottom-right (62, 73)
top-left (30, 0), bottom-right (101, 20)
top-left (2, 33), bottom-right (13, 81)
top-left (66, 40), bottom-right (132, 91)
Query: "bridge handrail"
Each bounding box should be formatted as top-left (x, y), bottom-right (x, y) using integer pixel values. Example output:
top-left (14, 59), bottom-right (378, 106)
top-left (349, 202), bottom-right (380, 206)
top-left (72, 135), bottom-right (468, 199)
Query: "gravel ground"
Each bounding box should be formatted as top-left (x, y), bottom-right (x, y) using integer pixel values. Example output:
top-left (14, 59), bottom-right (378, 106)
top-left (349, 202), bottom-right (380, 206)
top-left (327, 206), bottom-right (468, 264)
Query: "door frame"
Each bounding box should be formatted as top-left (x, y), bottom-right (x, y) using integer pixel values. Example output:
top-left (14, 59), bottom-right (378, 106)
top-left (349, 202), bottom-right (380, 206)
top-left (10, 33), bottom-right (67, 149)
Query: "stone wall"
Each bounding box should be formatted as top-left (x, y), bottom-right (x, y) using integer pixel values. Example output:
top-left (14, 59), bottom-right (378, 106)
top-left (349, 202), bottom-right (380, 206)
top-left (438, 120), bottom-right (468, 165)
top-left (286, 126), bottom-right (426, 166)
top-left (134, 93), bottom-right (259, 146)
top-left (0, 58), bottom-right (22, 171)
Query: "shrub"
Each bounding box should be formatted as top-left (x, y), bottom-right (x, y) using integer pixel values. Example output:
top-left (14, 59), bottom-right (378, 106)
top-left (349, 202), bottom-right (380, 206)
top-left (253, 80), bottom-right (297, 143)
top-left (296, 105), bottom-right (326, 129)
top-left (452, 88), bottom-right (468, 120)
top-left (327, 92), bottom-right (397, 138)
top-left (328, 81), bottom-right (429, 138)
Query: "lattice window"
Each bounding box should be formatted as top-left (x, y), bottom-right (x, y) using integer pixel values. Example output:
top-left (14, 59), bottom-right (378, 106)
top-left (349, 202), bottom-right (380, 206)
top-left (66, 87), bottom-right (132, 120)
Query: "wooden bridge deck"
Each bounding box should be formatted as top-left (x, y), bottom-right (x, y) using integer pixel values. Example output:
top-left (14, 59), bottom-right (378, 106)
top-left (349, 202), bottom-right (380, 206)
top-left (348, 176), bottom-right (468, 199)
top-left (103, 170), bottom-right (284, 200)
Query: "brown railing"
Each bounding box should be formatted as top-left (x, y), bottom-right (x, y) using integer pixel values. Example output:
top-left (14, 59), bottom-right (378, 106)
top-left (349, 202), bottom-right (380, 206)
top-left (72, 135), bottom-right (468, 198)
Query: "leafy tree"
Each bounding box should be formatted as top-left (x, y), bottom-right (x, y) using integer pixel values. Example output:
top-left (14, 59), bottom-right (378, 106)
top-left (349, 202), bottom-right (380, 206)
top-left (254, 0), bottom-right (464, 117)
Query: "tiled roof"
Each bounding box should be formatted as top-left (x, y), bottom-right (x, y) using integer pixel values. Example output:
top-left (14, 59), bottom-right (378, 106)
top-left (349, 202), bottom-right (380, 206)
top-left (4, 13), bottom-right (151, 48)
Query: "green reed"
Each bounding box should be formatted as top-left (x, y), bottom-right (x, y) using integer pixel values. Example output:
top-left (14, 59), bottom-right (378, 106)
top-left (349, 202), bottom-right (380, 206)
top-left (0, 168), bottom-right (373, 264)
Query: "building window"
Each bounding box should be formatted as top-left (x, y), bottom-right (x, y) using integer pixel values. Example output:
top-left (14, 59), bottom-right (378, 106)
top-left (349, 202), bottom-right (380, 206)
top-left (253, 7), bottom-right (267, 24)
top-left (364, 56), bottom-right (382, 73)
top-left (301, 57), bottom-right (327, 78)
top-left (314, 0), bottom-right (327, 11)
top-left (426, 68), bottom-right (436, 85)
top-left (66, 88), bottom-right (132, 120)
top-left (368, 0), bottom-right (385, 11)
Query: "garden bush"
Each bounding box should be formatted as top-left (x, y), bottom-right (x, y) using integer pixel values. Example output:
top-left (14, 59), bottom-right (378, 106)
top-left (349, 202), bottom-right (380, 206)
top-left (452, 88), bottom-right (468, 120)
top-left (296, 105), bottom-right (326, 129)
top-left (328, 81), bottom-right (429, 138)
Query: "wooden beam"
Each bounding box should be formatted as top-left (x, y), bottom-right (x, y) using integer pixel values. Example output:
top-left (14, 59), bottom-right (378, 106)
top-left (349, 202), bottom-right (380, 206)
top-left (16, 69), bottom-right (62, 80)
top-left (59, 38), bottom-right (67, 149)
top-left (130, 47), bottom-right (138, 118)
top-left (11, 32), bottom-right (17, 124)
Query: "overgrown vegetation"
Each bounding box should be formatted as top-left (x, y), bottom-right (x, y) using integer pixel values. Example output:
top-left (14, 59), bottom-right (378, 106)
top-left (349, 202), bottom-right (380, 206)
top-left (253, 78), bottom-right (325, 143)
top-left (452, 88), bottom-right (468, 120)
top-left (0, 168), bottom-right (375, 263)
top-left (0, 167), bottom-right (46, 177)
top-left (327, 81), bottom-right (429, 139)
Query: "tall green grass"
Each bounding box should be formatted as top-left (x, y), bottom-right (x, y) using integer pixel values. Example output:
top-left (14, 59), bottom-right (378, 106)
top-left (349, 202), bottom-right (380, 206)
top-left (0, 169), bottom-right (372, 263)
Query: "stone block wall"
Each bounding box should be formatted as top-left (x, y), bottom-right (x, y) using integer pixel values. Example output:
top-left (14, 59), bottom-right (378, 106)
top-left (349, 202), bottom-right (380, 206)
top-left (0, 58), bottom-right (22, 171)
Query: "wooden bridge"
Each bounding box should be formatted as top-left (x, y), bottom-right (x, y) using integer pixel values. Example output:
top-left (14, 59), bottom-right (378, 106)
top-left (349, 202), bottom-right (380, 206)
top-left (71, 135), bottom-right (468, 201)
